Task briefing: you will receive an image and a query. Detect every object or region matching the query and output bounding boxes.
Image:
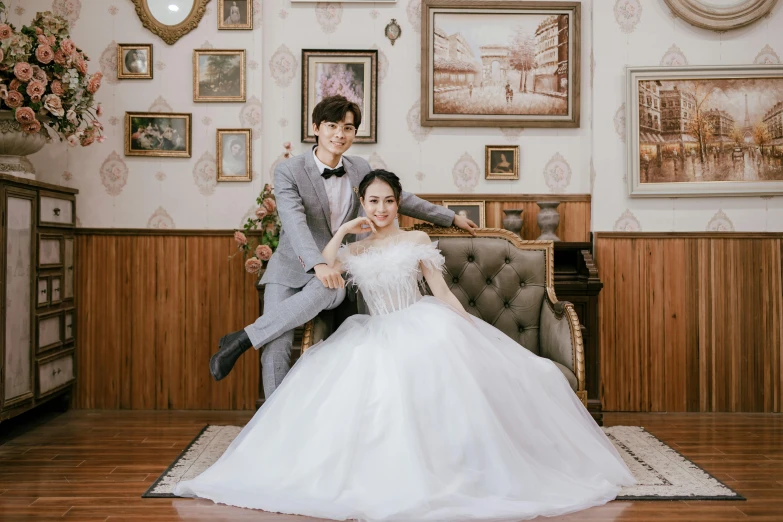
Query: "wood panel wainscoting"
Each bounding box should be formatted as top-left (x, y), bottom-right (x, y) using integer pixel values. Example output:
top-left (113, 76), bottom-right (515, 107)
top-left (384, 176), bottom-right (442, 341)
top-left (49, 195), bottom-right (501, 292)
top-left (73, 230), bottom-right (261, 410)
top-left (398, 194), bottom-right (591, 243)
top-left (595, 232), bottom-right (783, 413)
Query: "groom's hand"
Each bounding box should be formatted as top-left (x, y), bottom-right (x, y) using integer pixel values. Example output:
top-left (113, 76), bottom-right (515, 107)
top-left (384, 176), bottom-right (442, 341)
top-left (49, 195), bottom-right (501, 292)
top-left (314, 263), bottom-right (345, 289)
top-left (453, 214), bottom-right (479, 235)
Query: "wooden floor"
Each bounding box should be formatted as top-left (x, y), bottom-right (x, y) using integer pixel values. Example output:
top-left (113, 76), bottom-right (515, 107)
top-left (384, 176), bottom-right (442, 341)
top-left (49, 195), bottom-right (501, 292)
top-left (0, 409), bottom-right (781, 521)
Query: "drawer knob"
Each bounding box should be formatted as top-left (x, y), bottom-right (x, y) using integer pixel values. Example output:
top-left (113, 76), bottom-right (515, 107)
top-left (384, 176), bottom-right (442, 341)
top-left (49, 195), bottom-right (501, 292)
top-left (41, 288), bottom-right (47, 294)
top-left (53, 207), bottom-right (61, 216)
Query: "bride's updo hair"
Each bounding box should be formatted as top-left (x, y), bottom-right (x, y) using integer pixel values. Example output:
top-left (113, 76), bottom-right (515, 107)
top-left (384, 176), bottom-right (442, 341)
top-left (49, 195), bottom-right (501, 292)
top-left (358, 169), bottom-right (402, 202)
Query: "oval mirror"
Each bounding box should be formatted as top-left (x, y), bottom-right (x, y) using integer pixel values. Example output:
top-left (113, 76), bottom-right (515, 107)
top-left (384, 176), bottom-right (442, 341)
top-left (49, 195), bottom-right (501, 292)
top-left (132, 0), bottom-right (210, 45)
top-left (664, 0), bottom-right (778, 30)
top-left (147, 0), bottom-right (195, 26)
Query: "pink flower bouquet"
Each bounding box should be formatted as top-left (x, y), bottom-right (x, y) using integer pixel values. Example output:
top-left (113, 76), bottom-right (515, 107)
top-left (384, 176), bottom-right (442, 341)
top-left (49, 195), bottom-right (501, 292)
top-left (233, 184), bottom-right (282, 276)
top-left (0, 7), bottom-right (103, 145)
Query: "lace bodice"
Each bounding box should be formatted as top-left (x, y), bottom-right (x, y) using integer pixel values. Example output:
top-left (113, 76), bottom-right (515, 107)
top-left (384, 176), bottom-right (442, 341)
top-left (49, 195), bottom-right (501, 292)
top-left (337, 240), bottom-right (445, 316)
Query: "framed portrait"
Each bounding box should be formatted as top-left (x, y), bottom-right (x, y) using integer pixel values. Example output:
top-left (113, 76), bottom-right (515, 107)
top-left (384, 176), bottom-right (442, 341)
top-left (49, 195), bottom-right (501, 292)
top-left (217, 129), bottom-right (252, 182)
top-left (302, 49), bottom-right (378, 143)
top-left (124, 112), bottom-right (192, 158)
top-left (117, 44), bottom-right (153, 79)
top-left (626, 65), bottom-right (783, 197)
top-left (442, 201), bottom-right (485, 227)
top-left (193, 49), bottom-right (246, 102)
top-left (664, 0), bottom-right (777, 31)
top-left (421, 0), bottom-right (581, 128)
top-left (218, 0), bottom-right (252, 30)
top-left (485, 145), bottom-right (519, 180)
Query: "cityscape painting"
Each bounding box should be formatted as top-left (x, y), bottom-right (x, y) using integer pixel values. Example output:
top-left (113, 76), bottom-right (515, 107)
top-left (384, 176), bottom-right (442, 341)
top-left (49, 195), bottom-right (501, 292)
top-left (627, 66), bottom-right (783, 197)
top-left (420, 1), bottom-right (581, 127)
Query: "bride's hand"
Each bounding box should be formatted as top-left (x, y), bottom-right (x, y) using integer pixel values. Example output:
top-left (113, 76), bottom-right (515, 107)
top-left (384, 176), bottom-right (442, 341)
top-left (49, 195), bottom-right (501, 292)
top-left (341, 217), bottom-right (377, 236)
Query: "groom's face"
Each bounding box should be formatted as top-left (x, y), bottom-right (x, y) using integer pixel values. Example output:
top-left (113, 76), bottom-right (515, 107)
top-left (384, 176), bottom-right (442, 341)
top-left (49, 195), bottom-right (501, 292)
top-left (312, 111), bottom-right (356, 158)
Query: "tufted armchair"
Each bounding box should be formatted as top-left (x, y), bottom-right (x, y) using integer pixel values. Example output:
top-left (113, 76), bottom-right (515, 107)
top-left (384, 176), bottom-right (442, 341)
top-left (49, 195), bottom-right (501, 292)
top-left (298, 226), bottom-right (587, 406)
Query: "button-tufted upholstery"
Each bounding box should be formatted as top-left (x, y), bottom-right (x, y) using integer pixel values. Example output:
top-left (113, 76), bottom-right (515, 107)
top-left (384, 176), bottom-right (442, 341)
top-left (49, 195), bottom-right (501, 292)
top-left (298, 226), bottom-right (586, 405)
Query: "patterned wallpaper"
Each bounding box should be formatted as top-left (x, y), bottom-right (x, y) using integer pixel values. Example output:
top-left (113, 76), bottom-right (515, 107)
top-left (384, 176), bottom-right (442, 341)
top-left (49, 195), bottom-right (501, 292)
top-left (595, 0), bottom-right (783, 232)
top-left (17, 0), bottom-right (264, 229)
top-left (16, 0), bottom-right (782, 231)
top-left (262, 0), bottom-right (594, 201)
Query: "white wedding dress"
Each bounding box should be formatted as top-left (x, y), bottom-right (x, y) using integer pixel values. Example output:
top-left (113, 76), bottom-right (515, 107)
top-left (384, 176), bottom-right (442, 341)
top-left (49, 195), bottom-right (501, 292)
top-left (175, 240), bottom-right (635, 521)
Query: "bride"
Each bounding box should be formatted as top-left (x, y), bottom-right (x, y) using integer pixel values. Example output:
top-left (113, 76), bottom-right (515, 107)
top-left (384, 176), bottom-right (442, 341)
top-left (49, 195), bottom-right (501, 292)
top-left (174, 170), bottom-right (635, 521)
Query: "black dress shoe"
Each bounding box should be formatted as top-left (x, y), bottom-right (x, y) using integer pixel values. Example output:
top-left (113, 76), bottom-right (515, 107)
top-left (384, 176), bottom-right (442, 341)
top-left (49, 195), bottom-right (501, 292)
top-left (210, 330), bottom-right (253, 381)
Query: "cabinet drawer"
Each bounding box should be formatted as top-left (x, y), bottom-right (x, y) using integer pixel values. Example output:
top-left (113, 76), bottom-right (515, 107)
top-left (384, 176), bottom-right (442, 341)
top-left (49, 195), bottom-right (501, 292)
top-left (38, 234), bottom-right (63, 268)
top-left (64, 309), bottom-right (75, 342)
top-left (37, 351), bottom-right (75, 398)
top-left (37, 277), bottom-right (50, 307)
top-left (36, 311), bottom-right (63, 354)
top-left (39, 193), bottom-right (74, 227)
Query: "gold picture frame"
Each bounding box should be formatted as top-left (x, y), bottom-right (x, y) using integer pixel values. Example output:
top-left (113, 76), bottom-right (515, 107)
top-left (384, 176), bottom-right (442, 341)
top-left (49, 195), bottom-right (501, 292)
top-left (485, 145), bottom-right (519, 180)
top-left (218, 0), bottom-right (253, 30)
top-left (124, 112), bottom-right (192, 158)
top-left (442, 200), bottom-right (485, 227)
top-left (217, 129), bottom-right (252, 182)
top-left (193, 49), bottom-right (246, 102)
top-left (117, 43), bottom-right (153, 80)
top-left (130, 0), bottom-right (211, 46)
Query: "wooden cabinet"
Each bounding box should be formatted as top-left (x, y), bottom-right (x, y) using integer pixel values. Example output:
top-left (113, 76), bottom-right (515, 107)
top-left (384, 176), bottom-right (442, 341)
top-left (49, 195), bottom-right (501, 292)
top-left (1, 175), bottom-right (77, 423)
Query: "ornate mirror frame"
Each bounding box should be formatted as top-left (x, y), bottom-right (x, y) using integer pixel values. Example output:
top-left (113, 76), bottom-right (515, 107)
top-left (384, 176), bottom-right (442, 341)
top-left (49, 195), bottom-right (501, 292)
top-left (131, 0), bottom-right (212, 45)
top-left (664, 0), bottom-right (778, 31)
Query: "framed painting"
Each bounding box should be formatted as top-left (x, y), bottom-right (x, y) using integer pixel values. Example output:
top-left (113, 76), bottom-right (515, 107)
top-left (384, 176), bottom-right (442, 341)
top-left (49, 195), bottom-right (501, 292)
top-left (124, 112), bottom-right (192, 157)
top-left (485, 145), bottom-right (519, 180)
top-left (193, 49), bottom-right (246, 102)
top-left (301, 49), bottom-right (378, 143)
top-left (218, 0), bottom-right (252, 30)
top-left (421, 0), bottom-right (581, 128)
top-left (626, 65), bottom-right (783, 197)
top-left (117, 43), bottom-right (153, 79)
top-left (217, 129), bottom-right (252, 181)
top-left (442, 200), bottom-right (485, 227)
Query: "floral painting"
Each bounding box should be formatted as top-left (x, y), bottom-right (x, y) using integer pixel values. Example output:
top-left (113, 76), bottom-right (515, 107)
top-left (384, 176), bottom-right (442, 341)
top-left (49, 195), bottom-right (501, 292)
top-left (124, 112), bottom-right (191, 157)
top-left (301, 49), bottom-right (377, 143)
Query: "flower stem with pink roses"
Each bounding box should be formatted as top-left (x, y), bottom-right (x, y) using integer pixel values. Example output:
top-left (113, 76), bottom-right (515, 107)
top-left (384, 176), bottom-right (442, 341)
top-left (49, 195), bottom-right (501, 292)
top-left (0, 7), bottom-right (103, 145)
top-left (232, 183), bottom-right (281, 276)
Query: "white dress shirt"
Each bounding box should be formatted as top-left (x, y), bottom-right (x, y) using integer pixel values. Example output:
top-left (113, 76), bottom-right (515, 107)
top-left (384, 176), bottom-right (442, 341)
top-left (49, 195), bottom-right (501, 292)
top-left (313, 148), bottom-right (352, 233)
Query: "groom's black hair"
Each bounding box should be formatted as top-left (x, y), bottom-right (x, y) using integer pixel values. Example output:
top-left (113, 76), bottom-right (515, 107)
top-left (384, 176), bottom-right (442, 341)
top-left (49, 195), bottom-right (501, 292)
top-left (311, 95), bottom-right (362, 143)
top-left (359, 170), bottom-right (402, 202)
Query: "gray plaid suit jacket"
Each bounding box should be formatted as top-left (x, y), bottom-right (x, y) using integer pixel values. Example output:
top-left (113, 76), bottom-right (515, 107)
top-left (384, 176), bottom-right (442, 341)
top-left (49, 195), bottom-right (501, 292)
top-left (261, 151), bottom-right (455, 288)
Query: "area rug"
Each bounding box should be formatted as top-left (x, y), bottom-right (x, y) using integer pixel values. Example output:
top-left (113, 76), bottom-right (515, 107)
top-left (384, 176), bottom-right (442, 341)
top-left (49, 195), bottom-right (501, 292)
top-left (143, 425), bottom-right (743, 501)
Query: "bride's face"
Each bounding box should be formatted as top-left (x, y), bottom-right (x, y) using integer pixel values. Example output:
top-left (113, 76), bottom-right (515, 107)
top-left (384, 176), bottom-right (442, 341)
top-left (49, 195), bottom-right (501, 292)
top-left (361, 180), bottom-right (399, 229)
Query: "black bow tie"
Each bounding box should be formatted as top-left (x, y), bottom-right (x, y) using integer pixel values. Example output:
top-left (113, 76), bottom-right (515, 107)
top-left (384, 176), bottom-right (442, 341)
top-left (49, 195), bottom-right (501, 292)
top-left (321, 166), bottom-right (346, 179)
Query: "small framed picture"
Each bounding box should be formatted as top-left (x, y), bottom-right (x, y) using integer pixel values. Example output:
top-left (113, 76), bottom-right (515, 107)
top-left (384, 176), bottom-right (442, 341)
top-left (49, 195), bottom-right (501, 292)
top-left (302, 49), bottom-right (378, 143)
top-left (193, 49), bottom-right (246, 102)
top-left (117, 44), bottom-right (153, 79)
top-left (485, 145), bottom-right (519, 180)
top-left (218, 0), bottom-right (252, 30)
top-left (124, 112), bottom-right (192, 158)
top-left (217, 129), bottom-right (252, 181)
top-left (442, 201), bottom-right (485, 228)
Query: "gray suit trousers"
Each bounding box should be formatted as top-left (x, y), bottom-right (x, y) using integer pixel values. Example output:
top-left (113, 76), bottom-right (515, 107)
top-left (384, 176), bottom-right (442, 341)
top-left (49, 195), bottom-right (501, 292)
top-left (245, 278), bottom-right (345, 399)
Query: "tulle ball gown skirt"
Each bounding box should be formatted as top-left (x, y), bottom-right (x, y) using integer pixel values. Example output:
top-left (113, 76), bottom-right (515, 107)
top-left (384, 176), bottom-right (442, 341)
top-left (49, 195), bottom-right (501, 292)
top-left (175, 296), bottom-right (635, 521)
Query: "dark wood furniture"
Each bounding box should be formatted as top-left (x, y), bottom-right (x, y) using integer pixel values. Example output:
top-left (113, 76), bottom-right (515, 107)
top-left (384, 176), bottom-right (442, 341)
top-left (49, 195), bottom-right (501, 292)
top-left (552, 240), bottom-right (603, 425)
top-left (0, 175), bottom-right (77, 423)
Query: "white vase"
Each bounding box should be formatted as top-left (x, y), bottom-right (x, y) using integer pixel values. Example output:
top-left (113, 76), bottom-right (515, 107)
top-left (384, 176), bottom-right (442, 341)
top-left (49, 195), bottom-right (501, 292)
top-left (0, 110), bottom-right (49, 180)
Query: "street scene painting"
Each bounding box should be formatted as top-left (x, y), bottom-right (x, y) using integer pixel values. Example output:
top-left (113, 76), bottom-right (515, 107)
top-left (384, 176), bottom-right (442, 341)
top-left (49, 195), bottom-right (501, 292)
top-left (628, 66), bottom-right (783, 196)
top-left (421, 2), bottom-right (580, 127)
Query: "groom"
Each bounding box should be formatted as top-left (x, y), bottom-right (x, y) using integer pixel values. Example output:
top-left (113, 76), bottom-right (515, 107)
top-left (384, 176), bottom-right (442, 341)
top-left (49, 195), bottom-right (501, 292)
top-left (210, 95), bottom-right (478, 398)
